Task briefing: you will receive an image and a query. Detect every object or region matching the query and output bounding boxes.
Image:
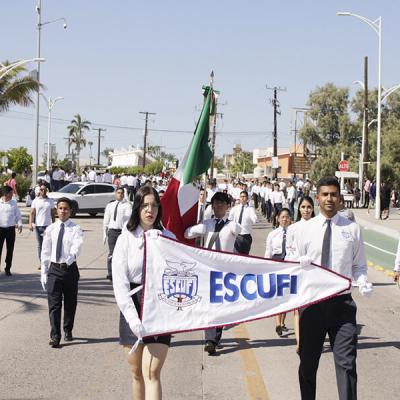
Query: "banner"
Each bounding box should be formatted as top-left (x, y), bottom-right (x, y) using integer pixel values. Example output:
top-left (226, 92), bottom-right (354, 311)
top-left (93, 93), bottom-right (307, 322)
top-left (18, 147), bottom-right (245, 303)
top-left (139, 234), bottom-right (351, 337)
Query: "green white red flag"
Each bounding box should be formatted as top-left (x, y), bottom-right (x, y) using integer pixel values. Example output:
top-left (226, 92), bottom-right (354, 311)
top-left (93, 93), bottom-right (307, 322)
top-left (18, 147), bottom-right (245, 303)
top-left (161, 85), bottom-right (215, 242)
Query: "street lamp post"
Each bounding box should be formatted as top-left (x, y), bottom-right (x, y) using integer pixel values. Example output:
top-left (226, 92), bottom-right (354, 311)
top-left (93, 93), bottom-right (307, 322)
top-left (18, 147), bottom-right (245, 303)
top-left (40, 94), bottom-right (64, 171)
top-left (32, 0), bottom-right (67, 187)
top-left (337, 12), bottom-right (382, 219)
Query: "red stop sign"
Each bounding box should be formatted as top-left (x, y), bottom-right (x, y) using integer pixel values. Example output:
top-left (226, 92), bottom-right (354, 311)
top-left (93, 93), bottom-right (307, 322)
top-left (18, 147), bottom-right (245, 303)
top-left (338, 160), bottom-right (349, 172)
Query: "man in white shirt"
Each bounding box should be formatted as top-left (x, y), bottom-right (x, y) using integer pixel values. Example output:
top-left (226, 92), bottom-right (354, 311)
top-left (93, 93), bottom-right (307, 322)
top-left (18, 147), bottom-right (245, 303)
top-left (51, 167), bottom-right (61, 191)
top-left (295, 176), bottom-right (372, 400)
top-left (229, 191), bottom-right (258, 254)
top-left (0, 185), bottom-right (22, 276)
top-left (185, 192), bottom-right (241, 355)
top-left (206, 180), bottom-right (218, 204)
top-left (40, 197), bottom-right (83, 347)
top-left (102, 169), bottom-right (113, 184)
top-left (88, 168), bottom-right (97, 183)
top-left (29, 184), bottom-right (55, 269)
top-left (103, 188), bottom-right (132, 281)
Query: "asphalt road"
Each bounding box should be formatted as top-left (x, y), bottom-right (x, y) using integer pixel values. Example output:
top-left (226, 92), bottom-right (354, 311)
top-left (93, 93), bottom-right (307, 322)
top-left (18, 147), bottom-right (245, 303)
top-left (0, 215), bottom-right (399, 400)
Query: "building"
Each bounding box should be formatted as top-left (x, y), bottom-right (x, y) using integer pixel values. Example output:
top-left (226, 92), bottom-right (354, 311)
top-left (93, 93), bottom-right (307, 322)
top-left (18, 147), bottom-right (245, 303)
top-left (255, 144), bottom-right (313, 179)
top-left (109, 146), bottom-right (155, 168)
top-left (222, 144), bottom-right (243, 169)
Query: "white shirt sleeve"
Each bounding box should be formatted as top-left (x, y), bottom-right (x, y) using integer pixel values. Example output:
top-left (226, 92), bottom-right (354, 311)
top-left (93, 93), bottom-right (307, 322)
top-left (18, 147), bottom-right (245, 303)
top-left (66, 226), bottom-right (84, 266)
top-left (184, 223), bottom-right (206, 239)
top-left (395, 239), bottom-right (400, 272)
top-left (112, 233), bottom-right (139, 325)
top-left (103, 203), bottom-right (112, 229)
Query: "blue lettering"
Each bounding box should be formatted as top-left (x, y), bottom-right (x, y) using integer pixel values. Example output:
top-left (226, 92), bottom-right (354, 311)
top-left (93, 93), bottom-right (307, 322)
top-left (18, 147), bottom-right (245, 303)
top-left (224, 273), bottom-right (239, 302)
top-left (210, 271), bottom-right (223, 303)
top-left (290, 275), bottom-right (298, 294)
top-left (240, 274), bottom-right (257, 300)
top-left (257, 273), bottom-right (277, 299)
top-left (277, 274), bottom-right (291, 296)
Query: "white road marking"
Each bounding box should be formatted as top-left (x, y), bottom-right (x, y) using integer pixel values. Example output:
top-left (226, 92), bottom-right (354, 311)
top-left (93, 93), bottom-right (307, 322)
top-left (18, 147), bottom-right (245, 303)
top-left (364, 241), bottom-right (396, 256)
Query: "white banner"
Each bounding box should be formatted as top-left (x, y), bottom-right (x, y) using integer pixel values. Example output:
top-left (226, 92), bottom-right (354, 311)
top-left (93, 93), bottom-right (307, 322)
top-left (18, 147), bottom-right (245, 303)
top-left (139, 234), bottom-right (351, 337)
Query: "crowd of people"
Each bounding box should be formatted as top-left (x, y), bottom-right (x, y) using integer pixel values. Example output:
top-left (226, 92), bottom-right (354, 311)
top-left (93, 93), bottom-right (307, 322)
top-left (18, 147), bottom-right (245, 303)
top-left (1, 169), bottom-right (400, 400)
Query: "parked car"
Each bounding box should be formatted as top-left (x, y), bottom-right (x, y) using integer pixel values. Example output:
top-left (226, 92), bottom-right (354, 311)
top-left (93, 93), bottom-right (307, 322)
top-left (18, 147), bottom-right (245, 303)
top-left (47, 182), bottom-right (117, 217)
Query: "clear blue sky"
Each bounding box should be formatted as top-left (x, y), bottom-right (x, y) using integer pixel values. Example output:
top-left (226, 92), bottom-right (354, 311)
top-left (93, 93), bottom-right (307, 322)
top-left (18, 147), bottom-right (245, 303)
top-left (1, 1), bottom-right (399, 163)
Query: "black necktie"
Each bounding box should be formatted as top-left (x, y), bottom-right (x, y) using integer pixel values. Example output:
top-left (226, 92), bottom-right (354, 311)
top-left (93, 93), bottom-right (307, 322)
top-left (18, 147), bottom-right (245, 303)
top-left (321, 220), bottom-right (332, 268)
top-left (56, 222), bottom-right (65, 262)
top-left (113, 201), bottom-right (120, 221)
top-left (282, 227), bottom-right (287, 259)
top-left (238, 205), bottom-right (244, 224)
top-left (199, 204), bottom-right (204, 223)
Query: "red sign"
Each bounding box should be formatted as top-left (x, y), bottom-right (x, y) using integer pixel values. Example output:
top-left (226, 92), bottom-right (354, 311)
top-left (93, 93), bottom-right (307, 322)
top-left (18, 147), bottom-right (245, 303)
top-left (338, 160), bottom-right (349, 172)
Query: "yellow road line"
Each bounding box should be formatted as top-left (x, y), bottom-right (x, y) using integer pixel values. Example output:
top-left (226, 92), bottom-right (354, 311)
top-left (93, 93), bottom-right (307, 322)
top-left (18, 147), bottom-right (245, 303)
top-left (233, 324), bottom-right (270, 400)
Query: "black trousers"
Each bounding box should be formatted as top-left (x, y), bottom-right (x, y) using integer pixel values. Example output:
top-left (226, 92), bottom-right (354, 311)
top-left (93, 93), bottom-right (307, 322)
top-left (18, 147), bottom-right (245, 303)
top-left (265, 200), bottom-right (272, 222)
top-left (47, 262), bottom-right (79, 340)
top-left (0, 226), bottom-right (16, 271)
top-left (107, 229), bottom-right (122, 277)
top-left (299, 294), bottom-right (358, 400)
top-left (234, 234), bottom-right (252, 255)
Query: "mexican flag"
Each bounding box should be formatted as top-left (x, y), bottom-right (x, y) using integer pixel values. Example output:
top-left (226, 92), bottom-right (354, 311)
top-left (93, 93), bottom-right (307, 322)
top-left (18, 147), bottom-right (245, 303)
top-left (161, 85), bottom-right (215, 243)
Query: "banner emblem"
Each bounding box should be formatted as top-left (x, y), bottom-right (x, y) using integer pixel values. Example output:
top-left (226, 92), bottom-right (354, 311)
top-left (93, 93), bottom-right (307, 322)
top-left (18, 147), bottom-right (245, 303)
top-left (158, 260), bottom-right (202, 310)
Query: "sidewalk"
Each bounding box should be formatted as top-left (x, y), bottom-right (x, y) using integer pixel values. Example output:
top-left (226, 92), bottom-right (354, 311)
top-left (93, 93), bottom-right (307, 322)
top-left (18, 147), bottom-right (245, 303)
top-left (352, 207), bottom-right (400, 240)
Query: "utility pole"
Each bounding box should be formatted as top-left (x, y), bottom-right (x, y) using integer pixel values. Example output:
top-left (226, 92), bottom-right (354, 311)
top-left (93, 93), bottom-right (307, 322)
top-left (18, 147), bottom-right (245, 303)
top-left (139, 111), bottom-right (156, 168)
top-left (210, 110), bottom-right (223, 180)
top-left (266, 85), bottom-right (286, 179)
top-left (363, 56), bottom-right (369, 176)
top-left (96, 128), bottom-right (106, 166)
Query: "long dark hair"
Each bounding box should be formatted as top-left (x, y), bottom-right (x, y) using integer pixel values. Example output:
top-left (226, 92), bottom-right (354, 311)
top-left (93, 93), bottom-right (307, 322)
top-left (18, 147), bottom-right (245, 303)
top-left (126, 186), bottom-right (163, 232)
top-left (296, 195), bottom-right (315, 222)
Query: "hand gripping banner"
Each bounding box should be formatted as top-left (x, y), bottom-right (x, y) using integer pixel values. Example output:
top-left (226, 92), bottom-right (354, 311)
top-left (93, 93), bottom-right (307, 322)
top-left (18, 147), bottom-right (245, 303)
top-left (139, 233), bottom-right (351, 338)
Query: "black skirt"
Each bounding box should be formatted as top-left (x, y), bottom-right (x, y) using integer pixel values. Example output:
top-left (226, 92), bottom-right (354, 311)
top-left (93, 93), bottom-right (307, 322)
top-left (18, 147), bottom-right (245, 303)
top-left (119, 283), bottom-right (171, 347)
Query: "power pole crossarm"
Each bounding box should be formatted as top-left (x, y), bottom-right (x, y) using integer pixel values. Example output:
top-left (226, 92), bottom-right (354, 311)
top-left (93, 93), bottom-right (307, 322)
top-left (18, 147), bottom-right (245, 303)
top-left (139, 111), bottom-right (156, 168)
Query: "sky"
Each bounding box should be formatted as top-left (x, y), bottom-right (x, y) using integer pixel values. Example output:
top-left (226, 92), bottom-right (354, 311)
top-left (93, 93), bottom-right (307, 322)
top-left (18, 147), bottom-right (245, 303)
top-left (1, 1), bottom-right (400, 164)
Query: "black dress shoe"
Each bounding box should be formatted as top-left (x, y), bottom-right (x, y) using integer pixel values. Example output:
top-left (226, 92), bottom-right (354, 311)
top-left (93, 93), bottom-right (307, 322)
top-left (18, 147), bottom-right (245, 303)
top-left (275, 326), bottom-right (283, 337)
top-left (5, 270), bottom-right (12, 276)
top-left (49, 338), bottom-right (60, 347)
top-left (106, 275), bottom-right (112, 281)
top-left (204, 340), bottom-right (216, 355)
top-left (64, 332), bottom-right (73, 342)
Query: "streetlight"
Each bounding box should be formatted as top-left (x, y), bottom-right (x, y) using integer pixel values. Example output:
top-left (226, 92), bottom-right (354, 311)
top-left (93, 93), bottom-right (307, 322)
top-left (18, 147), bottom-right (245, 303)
top-left (0, 58), bottom-right (45, 80)
top-left (40, 94), bottom-right (64, 170)
top-left (337, 11), bottom-right (382, 219)
top-left (32, 0), bottom-right (67, 187)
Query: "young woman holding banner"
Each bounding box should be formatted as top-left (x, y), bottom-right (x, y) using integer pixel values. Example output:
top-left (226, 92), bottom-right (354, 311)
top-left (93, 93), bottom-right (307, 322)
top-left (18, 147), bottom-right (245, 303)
top-left (112, 186), bottom-right (175, 400)
top-left (286, 196), bottom-right (316, 354)
top-left (264, 207), bottom-right (291, 337)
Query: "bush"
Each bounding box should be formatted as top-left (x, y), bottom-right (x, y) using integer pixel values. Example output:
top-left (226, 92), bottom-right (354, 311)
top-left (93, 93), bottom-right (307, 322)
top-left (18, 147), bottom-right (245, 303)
top-left (16, 175), bottom-right (32, 201)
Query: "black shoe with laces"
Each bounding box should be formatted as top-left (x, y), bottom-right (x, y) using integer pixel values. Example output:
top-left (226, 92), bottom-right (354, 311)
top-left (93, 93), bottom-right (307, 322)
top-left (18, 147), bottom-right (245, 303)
top-left (49, 338), bottom-right (60, 348)
top-left (64, 332), bottom-right (73, 342)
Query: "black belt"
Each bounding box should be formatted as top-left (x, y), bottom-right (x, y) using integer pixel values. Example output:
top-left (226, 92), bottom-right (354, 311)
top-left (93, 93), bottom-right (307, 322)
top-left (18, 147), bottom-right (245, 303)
top-left (51, 262), bottom-right (76, 269)
top-left (239, 234), bottom-right (252, 237)
top-left (109, 228), bottom-right (122, 232)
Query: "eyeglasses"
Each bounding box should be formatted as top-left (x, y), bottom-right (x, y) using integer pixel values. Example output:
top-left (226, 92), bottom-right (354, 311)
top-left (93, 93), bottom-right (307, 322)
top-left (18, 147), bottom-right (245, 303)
top-left (140, 202), bottom-right (159, 210)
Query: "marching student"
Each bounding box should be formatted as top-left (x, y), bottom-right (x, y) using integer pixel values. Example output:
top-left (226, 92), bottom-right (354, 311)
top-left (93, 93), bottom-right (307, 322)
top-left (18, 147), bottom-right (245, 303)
top-left (265, 207), bottom-right (291, 336)
top-left (0, 185), bottom-right (22, 276)
top-left (295, 176), bottom-right (372, 400)
top-left (29, 184), bottom-right (55, 269)
top-left (103, 187), bottom-right (132, 281)
top-left (184, 191), bottom-right (241, 355)
top-left (285, 196), bottom-right (315, 354)
top-left (112, 186), bottom-right (175, 400)
top-left (270, 183), bottom-right (285, 228)
top-left (394, 237), bottom-right (400, 283)
top-left (40, 197), bottom-right (83, 348)
top-left (229, 190), bottom-right (258, 255)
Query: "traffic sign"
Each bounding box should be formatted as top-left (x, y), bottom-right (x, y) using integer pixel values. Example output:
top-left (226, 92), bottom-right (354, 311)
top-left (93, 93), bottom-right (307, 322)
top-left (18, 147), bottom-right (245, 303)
top-left (338, 160), bottom-right (349, 172)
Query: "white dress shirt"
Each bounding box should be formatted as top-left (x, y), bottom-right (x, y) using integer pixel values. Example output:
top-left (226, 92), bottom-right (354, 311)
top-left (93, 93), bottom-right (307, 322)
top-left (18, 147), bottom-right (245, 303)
top-left (206, 187), bottom-right (218, 203)
top-left (112, 226), bottom-right (175, 326)
top-left (103, 199), bottom-right (132, 230)
top-left (229, 204), bottom-right (258, 235)
top-left (31, 197), bottom-right (54, 226)
top-left (270, 191), bottom-right (285, 205)
top-left (295, 213), bottom-right (367, 292)
top-left (0, 198), bottom-right (22, 228)
top-left (265, 226), bottom-right (288, 258)
top-left (88, 170), bottom-right (97, 182)
top-left (287, 186), bottom-right (296, 202)
top-left (102, 172), bottom-right (113, 184)
top-left (184, 218), bottom-right (241, 252)
top-left (285, 218), bottom-right (309, 260)
top-left (40, 219), bottom-right (83, 272)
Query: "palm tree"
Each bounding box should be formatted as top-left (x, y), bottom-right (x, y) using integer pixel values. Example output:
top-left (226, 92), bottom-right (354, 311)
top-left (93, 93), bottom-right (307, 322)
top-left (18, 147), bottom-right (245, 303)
top-left (67, 114), bottom-right (91, 171)
top-left (0, 60), bottom-right (42, 112)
